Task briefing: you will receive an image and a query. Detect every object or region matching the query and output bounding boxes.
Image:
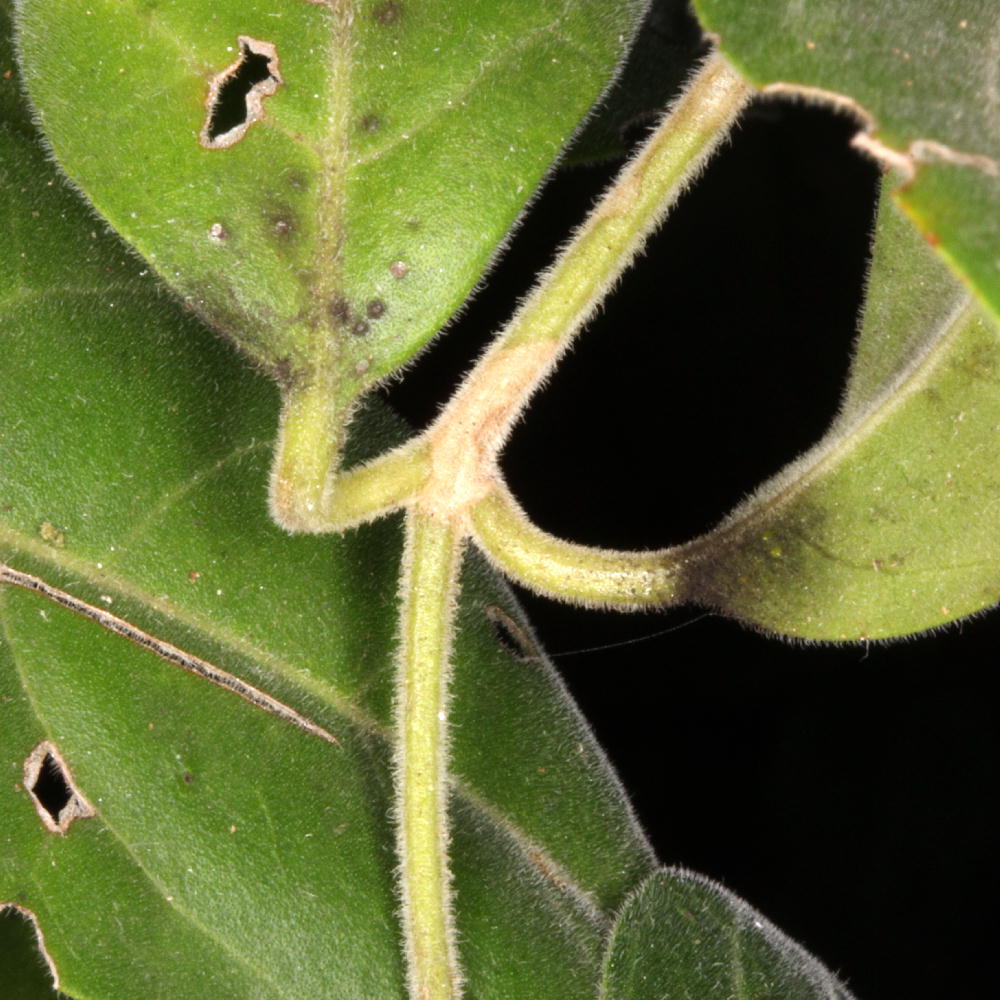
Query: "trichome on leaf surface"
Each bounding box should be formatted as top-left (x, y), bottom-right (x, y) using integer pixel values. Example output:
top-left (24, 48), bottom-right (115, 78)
top-left (1, 2), bottom-right (997, 1000)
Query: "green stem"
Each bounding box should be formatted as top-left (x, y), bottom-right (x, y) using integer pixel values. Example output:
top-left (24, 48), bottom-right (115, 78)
top-left (269, 369), bottom-right (353, 533)
top-left (395, 511), bottom-right (464, 1000)
top-left (270, 377), bottom-right (433, 533)
top-left (502, 52), bottom-right (751, 353)
top-left (423, 53), bottom-right (751, 487)
top-left (470, 484), bottom-right (687, 608)
top-left (326, 439), bottom-right (433, 530)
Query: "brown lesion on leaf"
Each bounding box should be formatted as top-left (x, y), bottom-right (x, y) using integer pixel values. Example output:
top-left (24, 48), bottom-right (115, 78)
top-left (200, 37), bottom-right (283, 150)
top-left (327, 295), bottom-right (385, 336)
top-left (23, 741), bottom-right (96, 835)
top-left (526, 848), bottom-right (570, 892)
top-left (373, 1), bottom-right (404, 26)
top-left (329, 295), bottom-right (352, 326)
top-left (485, 605), bottom-right (541, 662)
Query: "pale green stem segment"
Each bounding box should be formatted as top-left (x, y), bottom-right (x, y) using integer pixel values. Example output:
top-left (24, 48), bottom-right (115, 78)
top-left (327, 439), bottom-right (433, 531)
top-left (470, 484), bottom-right (687, 609)
top-left (501, 51), bottom-right (751, 355)
top-left (269, 367), bottom-right (352, 532)
top-left (270, 376), bottom-right (432, 533)
top-left (395, 511), bottom-right (464, 1000)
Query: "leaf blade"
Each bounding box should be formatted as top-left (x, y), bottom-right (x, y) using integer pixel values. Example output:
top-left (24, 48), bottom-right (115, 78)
top-left (692, 0), bottom-right (1000, 324)
top-left (14, 0), bottom-right (648, 390)
top-left (599, 868), bottom-right (856, 1000)
top-left (685, 181), bottom-right (1000, 639)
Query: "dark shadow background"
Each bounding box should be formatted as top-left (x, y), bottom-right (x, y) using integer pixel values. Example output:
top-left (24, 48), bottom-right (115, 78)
top-left (384, 10), bottom-right (999, 999)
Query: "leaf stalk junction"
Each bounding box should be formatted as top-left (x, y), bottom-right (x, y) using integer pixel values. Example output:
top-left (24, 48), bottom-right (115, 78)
top-left (2, 52), bottom-right (749, 1000)
top-left (285, 52), bottom-right (750, 1000)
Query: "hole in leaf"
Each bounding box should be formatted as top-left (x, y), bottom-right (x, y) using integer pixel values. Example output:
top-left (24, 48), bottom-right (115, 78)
top-left (31, 754), bottom-right (71, 818)
top-left (201, 37), bottom-right (282, 150)
top-left (24, 742), bottom-right (96, 835)
top-left (486, 605), bottom-right (541, 662)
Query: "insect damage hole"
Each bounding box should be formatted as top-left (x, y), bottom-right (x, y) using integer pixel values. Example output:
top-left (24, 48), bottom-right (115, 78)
top-left (24, 742), bottom-right (95, 835)
top-left (201, 37), bottom-right (282, 150)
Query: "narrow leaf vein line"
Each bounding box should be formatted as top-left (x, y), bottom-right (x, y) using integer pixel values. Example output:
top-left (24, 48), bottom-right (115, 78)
top-left (0, 562), bottom-right (338, 745)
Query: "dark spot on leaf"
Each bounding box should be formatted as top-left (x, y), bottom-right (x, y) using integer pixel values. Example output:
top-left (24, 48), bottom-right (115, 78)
top-left (24, 742), bottom-right (95, 835)
top-left (330, 296), bottom-right (352, 326)
top-left (182, 772), bottom-right (194, 785)
top-left (272, 217), bottom-right (293, 237)
top-left (273, 357), bottom-right (295, 388)
top-left (485, 606), bottom-right (540, 662)
top-left (390, 260), bottom-right (410, 279)
top-left (201, 37), bottom-right (282, 150)
top-left (351, 319), bottom-right (370, 336)
top-left (360, 113), bottom-right (382, 133)
top-left (366, 298), bottom-right (387, 319)
top-left (372, 1), bottom-right (404, 25)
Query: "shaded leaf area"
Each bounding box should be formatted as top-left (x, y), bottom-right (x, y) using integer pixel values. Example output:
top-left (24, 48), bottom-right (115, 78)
top-left (600, 869), bottom-right (856, 1000)
top-left (693, 0), bottom-right (1000, 323)
top-left (0, 909), bottom-right (60, 1000)
top-left (684, 179), bottom-right (1000, 639)
top-left (0, 118), bottom-right (653, 999)
top-left (0, 2), bottom-right (32, 137)
top-left (13, 0), bottom-right (647, 398)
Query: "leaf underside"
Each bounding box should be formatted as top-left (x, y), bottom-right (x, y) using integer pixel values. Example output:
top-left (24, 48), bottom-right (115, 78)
top-left (680, 1), bottom-right (1000, 640)
top-left (599, 868), bottom-right (856, 1000)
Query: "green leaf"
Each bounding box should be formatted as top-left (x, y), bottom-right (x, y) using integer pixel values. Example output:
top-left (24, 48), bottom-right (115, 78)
top-left (599, 868), bottom-right (855, 1000)
top-left (685, 180), bottom-right (1000, 640)
top-left (0, 908), bottom-right (60, 1000)
top-left (691, 0), bottom-right (1000, 325)
top-left (0, 81), bottom-right (653, 1000)
top-left (13, 0), bottom-right (645, 396)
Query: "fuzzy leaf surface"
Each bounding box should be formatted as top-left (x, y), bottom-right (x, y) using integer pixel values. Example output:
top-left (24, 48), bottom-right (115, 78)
top-left (693, 0), bottom-right (1000, 324)
top-left (13, 0), bottom-right (645, 400)
top-left (683, 181), bottom-right (1000, 639)
top-left (599, 868), bottom-right (855, 1000)
top-left (0, 71), bottom-right (654, 1000)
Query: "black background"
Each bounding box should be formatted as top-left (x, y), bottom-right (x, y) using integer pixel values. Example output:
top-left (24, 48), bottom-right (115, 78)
top-left (384, 23), bottom-right (1000, 1000)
